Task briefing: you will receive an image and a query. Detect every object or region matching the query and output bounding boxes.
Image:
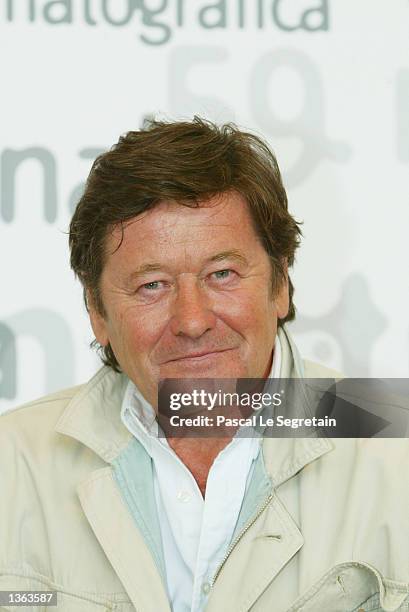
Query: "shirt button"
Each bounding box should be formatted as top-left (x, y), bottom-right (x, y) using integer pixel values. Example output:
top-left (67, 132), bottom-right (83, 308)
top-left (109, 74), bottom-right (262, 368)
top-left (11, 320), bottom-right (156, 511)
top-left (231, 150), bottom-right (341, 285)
top-left (177, 490), bottom-right (191, 502)
top-left (202, 582), bottom-right (211, 595)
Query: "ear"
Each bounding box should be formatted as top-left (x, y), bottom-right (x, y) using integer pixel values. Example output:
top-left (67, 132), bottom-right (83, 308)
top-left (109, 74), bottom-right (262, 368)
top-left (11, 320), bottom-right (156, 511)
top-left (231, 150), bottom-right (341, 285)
top-left (274, 261), bottom-right (290, 320)
top-left (86, 290), bottom-right (109, 347)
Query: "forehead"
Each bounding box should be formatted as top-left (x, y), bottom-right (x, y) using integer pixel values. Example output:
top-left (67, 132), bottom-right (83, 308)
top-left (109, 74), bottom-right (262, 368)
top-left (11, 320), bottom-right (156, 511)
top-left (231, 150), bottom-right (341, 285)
top-left (104, 191), bottom-right (261, 262)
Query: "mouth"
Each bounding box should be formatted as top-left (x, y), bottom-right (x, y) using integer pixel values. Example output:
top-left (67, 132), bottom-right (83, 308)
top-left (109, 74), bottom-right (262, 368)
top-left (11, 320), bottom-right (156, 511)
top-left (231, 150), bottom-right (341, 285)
top-left (162, 348), bottom-right (235, 364)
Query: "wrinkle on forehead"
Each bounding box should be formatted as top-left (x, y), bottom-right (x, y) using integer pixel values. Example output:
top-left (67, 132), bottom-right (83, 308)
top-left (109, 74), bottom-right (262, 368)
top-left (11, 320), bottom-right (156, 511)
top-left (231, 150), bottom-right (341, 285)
top-left (104, 190), bottom-right (244, 256)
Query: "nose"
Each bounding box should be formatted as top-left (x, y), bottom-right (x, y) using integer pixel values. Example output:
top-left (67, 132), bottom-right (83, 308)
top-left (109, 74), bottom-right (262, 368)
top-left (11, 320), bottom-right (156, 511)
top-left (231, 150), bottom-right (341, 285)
top-left (170, 277), bottom-right (216, 339)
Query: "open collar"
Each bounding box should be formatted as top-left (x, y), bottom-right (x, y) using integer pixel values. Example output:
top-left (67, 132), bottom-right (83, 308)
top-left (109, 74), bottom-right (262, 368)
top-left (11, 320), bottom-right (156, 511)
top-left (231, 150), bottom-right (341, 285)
top-left (262, 326), bottom-right (334, 487)
top-left (54, 365), bottom-right (132, 463)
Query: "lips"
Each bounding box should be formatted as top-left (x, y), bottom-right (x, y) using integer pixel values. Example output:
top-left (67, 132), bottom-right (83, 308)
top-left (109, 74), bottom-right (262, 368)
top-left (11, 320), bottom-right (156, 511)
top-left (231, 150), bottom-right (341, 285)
top-left (162, 348), bottom-right (234, 363)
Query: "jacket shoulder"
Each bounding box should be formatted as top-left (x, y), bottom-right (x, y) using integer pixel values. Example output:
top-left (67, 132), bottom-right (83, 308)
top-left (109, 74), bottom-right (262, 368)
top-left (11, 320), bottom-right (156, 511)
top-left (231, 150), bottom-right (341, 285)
top-left (0, 383), bottom-right (86, 442)
top-left (2, 384), bottom-right (83, 419)
top-left (303, 359), bottom-right (344, 379)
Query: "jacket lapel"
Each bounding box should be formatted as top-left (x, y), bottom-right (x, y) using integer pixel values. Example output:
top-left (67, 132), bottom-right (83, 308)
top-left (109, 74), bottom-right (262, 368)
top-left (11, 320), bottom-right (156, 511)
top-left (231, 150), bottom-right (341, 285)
top-left (207, 436), bottom-right (333, 612)
top-left (77, 466), bottom-right (171, 612)
top-left (55, 367), bottom-right (171, 610)
top-left (206, 492), bottom-right (304, 612)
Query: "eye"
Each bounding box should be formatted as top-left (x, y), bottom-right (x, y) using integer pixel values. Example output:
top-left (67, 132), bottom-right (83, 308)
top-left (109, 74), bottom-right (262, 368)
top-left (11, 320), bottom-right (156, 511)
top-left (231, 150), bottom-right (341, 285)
top-left (137, 280), bottom-right (168, 296)
top-left (211, 269), bottom-right (236, 282)
top-left (142, 281), bottom-right (161, 291)
top-left (213, 269), bottom-right (231, 279)
top-left (136, 280), bottom-right (169, 301)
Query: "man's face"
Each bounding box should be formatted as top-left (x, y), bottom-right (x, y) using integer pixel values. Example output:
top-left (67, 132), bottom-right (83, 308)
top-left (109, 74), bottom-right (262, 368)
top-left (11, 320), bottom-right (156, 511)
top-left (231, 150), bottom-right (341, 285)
top-left (89, 191), bottom-right (289, 407)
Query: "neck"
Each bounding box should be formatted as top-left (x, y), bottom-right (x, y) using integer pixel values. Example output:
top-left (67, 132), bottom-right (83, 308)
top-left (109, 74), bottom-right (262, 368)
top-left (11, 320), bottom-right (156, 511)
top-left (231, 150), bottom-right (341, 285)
top-left (160, 348), bottom-right (276, 496)
top-left (166, 436), bottom-right (231, 497)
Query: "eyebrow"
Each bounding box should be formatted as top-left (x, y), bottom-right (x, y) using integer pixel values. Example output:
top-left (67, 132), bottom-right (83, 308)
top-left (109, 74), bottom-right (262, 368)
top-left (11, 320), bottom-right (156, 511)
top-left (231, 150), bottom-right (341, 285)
top-left (124, 264), bottom-right (164, 286)
top-left (207, 250), bottom-right (248, 266)
top-left (124, 250), bottom-right (249, 284)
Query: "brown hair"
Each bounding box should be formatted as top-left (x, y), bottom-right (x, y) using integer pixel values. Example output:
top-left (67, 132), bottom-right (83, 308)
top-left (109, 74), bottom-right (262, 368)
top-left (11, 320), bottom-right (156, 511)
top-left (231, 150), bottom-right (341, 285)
top-left (69, 117), bottom-right (302, 371)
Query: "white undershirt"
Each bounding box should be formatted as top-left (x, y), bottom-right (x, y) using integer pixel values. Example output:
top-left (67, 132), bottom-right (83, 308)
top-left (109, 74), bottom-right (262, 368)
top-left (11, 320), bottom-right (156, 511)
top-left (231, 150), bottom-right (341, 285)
top-left (121, 338), bottom-right (282, 612)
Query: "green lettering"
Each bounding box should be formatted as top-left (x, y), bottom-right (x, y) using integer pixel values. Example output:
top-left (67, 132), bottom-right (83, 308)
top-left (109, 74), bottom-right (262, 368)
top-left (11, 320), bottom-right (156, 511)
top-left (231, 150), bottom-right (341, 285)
top-left (176, 0), bottom-right (185, 26)
top-left (6, 0), bottom-right (36, 21)
top-left (139, 0), bottom-right (171, 46)
top-left (43, 0), bottom-right (72, 24)
top-left (101, 0), bottom-right (136, 26)
top-left (1, 147), bottom-right (57, 222)
top-left (83, 0), bottom-right (97, 25)
top-left (301, 0), bottom-right (329, 31)
top-left (272, 0), bottom-right (298, 32)
top-left (198, 0), bottom-right (227, 29)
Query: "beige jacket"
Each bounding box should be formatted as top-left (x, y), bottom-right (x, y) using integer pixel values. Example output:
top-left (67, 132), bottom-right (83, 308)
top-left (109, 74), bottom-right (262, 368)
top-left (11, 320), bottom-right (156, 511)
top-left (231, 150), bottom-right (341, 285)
top-left (1, 327), bottom-right (408, 612)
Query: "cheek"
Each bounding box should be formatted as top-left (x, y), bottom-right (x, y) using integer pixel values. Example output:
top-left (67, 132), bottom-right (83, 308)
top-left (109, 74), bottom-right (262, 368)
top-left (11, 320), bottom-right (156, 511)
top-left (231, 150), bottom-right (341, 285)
top-left (109, 305), bottom-right (167, 355)
top-left (215, 289), bottom-right (275, 330)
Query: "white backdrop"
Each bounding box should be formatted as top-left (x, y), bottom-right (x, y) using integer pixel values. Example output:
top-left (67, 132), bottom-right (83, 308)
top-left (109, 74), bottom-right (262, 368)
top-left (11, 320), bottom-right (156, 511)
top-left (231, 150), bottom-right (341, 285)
top-left (1, 0), bottom-right (409, 412)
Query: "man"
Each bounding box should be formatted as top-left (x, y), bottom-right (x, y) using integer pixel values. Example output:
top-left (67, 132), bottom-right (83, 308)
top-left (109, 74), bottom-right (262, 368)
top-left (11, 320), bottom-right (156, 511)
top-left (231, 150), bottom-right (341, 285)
top-left (1, 118), bottom-right (408, 612)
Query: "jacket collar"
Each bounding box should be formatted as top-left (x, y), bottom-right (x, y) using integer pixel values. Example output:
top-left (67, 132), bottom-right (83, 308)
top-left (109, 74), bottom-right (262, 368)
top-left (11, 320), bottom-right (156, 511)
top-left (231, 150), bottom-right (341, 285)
top-left (55, 365), bottom-right (132, 463)
top-left (262, 326), bottom-right (334, 487)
